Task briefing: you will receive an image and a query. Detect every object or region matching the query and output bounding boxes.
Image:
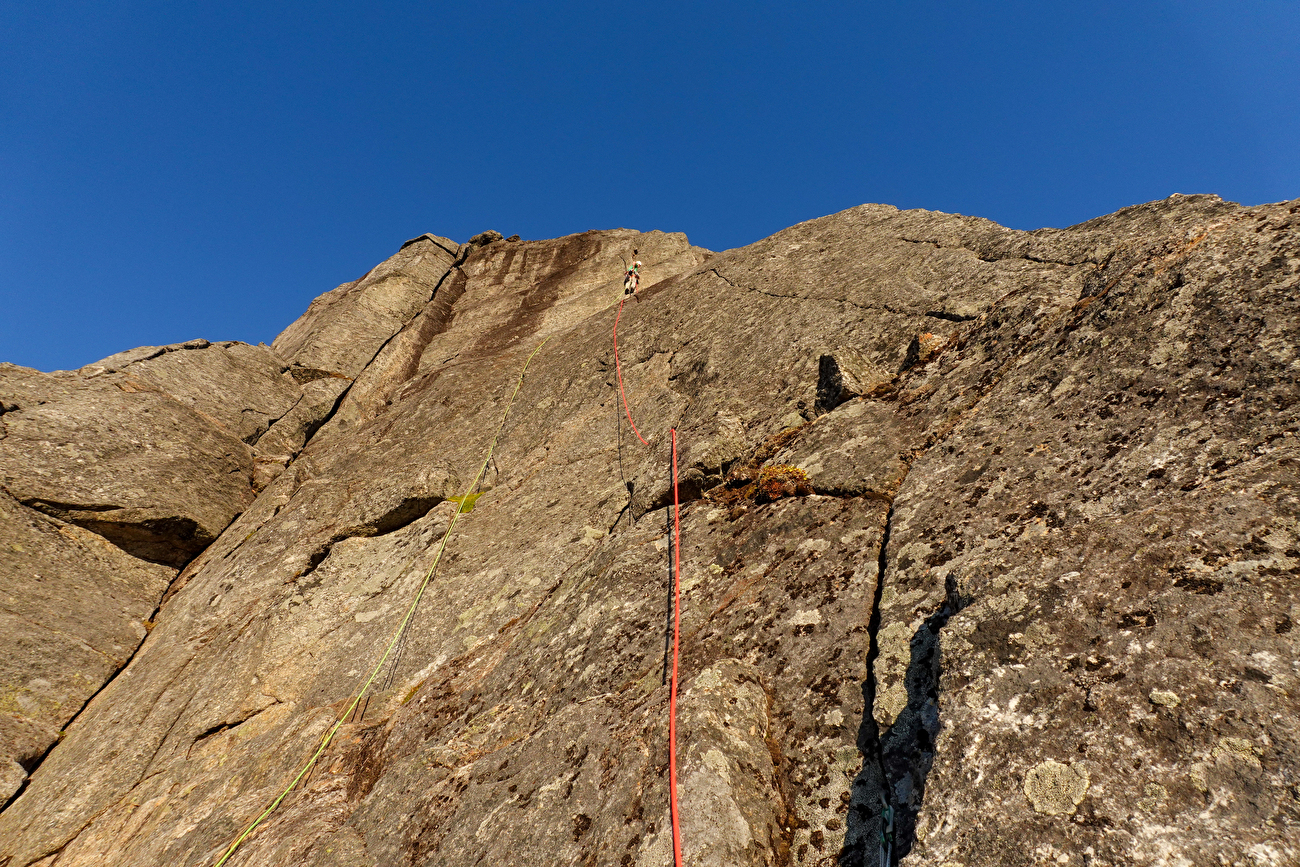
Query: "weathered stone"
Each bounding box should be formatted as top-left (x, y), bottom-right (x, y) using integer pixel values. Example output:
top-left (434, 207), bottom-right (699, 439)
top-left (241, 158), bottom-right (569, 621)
top-left (82, 340), bottom-right (301, 445)
top-left (272, 235), bottom-right (458, 379)
top-left (0, 363), bottom-right (255, 567)
top-left (325, 227), bottom-right (708, 431)
top-left (0, 489), bottom-right (173, 806)
top-left (0, 195), bottom-right (1296, 867)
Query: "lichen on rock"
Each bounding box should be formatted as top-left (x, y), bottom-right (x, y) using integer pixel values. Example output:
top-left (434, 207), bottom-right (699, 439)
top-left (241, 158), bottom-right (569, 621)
top-left (1024, 760), bottom-right (1090, 816)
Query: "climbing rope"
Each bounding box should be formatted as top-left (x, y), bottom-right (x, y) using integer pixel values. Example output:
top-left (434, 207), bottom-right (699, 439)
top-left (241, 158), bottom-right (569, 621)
top-left (668, 428), bottom-right (684, 867)
top-left (613, 296), bottom-right (649, 446)
top-left (612, 287), bottom-right (684, 867)
top-left (214, 338), bottom-right (549, 867)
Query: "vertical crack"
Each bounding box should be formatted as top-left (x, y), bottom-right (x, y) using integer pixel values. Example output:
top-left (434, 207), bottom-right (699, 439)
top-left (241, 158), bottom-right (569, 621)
top-left (839, 503), bottom-right (894, 866)
top-left (840, 498), bottom-right (964, 865)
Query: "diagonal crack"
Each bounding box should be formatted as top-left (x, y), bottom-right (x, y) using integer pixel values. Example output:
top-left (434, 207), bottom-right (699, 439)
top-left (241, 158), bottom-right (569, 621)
top-left (895, 236), bottom-right (1097, 267)
top-left (710, 266), bottom-right (923, 317)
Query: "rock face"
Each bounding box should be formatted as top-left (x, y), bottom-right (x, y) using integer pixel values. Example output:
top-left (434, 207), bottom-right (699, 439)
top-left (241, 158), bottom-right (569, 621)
top-left (0, 201), bottom-right (1296, 867)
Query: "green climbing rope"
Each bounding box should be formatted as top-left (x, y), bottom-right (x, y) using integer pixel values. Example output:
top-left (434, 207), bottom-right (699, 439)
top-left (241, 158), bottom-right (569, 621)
top-left (214, 338), bottom-right (549, 867)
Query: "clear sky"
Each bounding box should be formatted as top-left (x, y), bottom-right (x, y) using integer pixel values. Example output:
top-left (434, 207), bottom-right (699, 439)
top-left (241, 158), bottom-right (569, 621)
top-left (3, 1), bottom-right (1298, 372)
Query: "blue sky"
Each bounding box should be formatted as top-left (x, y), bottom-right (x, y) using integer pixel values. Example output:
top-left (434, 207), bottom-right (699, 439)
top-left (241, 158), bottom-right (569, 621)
top-left (3, 1), bottom-right (1297, 371)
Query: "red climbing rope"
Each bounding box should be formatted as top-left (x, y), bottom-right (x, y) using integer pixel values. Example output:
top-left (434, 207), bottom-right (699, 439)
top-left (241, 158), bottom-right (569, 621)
top-left (669, 427), bottom-right (684, 867)
top-left (613, 296), bottom-right (650, 446)
top-left (613, 291), bottom-right (683, 867)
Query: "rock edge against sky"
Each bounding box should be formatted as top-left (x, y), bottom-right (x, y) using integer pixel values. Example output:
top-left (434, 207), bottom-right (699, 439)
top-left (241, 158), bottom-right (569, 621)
top-left (1, 195), bottom-right (1297, 866)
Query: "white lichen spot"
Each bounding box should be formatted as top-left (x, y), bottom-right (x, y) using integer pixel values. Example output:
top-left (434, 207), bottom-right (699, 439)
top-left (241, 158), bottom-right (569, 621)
top-left (1024, 760), bottom-right (1089, 816)
top-left (788, 608), bottom-right (822, 627)
top-left (693, 667), bottom-right (724, 692)
top-left (1248, 843), bottom-right (1284, 866)
top-left (702, 747), bottom-right (732, 785)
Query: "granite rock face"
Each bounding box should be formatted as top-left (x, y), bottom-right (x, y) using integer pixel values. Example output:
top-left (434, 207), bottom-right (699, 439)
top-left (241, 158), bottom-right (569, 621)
top-left (0, 363), bottom-right (256, 566)
top-left (0, 491), bottom-right (173, 806)
top-left (0, 200), bottom-right (1296, 867)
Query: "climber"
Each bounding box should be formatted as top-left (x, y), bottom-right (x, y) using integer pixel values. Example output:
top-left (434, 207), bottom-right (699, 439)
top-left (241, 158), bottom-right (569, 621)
top-left (624, 249), bottom-right (642, 296)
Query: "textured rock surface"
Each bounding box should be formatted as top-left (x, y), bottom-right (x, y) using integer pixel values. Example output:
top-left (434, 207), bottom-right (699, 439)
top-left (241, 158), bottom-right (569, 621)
top-left (0, 364), bottom-right (256, 566)
top-left (0, 198), bottom-right (1296, 867)
top-left (81, 340), bottom-right (301, 446)
top-left (0, 490), bottom-right (174, 805)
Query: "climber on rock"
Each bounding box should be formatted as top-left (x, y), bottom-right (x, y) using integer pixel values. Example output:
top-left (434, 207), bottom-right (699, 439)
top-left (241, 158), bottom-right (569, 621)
top-left (624, 250), bottom-right (642, 296)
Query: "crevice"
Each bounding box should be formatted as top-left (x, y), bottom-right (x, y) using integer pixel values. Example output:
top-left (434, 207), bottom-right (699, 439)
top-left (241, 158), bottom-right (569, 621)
top-left (12, 491), bottom-right (214, 569)
top-left (744, 283), bottom-right (910, 316)
top-left (711, 265), bottom-right (920, 317)
top-left (293, 495), bottom-right (447, 581)
top-left (0, 565), bottom-right (186, 820)
top-left (924, 310), bottom-right (976, 323)
top-left (290, 259), bottom-right (464, 455)
top-left (19, 497), bottom-right (122, 514)
top-left (838, 502), bottom-right (894, 866)
top-left (708, 267), bottom-right (737, 288)
top-left (876, 576), bottom-right (963, 862)
top-left (399, 233), bottom-right (460, 258)
top-left (896, 237), bottom-right (1094, 267)
top-left (840, 502), bottom-right (965, 866)
top-left (251, 390), bottom-right (307, 449)
top-left (186, 701), bottom-right (283, 758)
top-left (81, 338), bottom-right (233, 376)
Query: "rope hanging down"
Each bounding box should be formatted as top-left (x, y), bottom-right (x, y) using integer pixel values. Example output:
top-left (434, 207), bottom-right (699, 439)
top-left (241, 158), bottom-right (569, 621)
top-left (214, 338), bottom-right (550, 867)
top-left (612, 289), bottom-right (684, 867)
top-left (613, 296), bottom-right (649, 446)
top-left (668, 428), bottom-right (684, 867)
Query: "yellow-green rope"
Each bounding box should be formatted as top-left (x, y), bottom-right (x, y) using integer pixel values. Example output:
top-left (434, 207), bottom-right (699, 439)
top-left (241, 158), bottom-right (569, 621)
top-left (214, 338), bottom-right (549, 866)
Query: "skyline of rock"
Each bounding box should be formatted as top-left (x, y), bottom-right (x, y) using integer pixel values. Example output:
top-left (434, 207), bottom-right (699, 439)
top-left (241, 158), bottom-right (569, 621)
top-left (2, 194), bottom-right (1297, 866)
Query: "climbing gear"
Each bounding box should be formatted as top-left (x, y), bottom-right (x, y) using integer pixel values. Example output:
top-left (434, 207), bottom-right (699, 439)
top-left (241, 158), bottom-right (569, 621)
top-left (613, 296), bottom-right (649, 446)
top-left (623, 248), bottom-right (642, 295)
top-left (879, 795), bottom-right (894, 867)
top-left (661, 502), bottom-right (673, 685)
top-left (213, 339), bottom-right (550, 867)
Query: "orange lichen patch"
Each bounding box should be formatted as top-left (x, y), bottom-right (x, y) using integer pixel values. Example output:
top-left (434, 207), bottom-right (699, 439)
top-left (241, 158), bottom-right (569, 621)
top-left (755, 465), bottom-right (813, 502)
top-left (753, 425), bottom-right (806, 465)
